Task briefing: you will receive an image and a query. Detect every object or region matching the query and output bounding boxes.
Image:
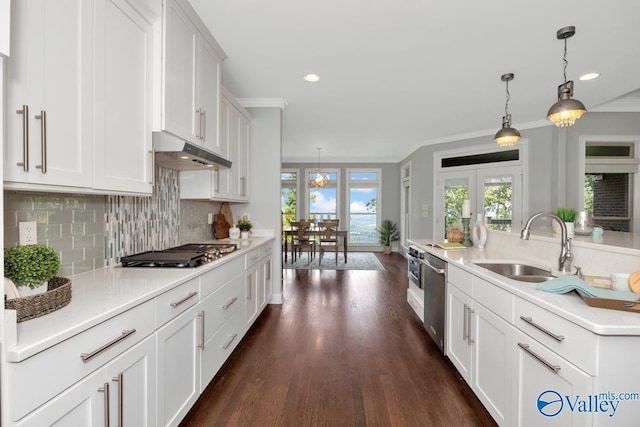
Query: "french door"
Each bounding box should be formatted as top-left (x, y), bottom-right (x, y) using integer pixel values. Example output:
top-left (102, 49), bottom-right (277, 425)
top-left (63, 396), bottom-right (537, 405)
top-left (435, 166), bottom-right (523, 241)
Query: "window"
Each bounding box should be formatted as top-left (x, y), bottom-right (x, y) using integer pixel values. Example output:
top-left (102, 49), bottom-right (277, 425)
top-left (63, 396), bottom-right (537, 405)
top-left (281, 170), bottom-right (297, 230)
top-left (584, 142), bottom-right (638, 232)
top-left (435, 144), bottom-right (525, 240)
top-left (347, 169), bottom-right (381, 244)
top-left (306, 168), bottom-right (339, 221)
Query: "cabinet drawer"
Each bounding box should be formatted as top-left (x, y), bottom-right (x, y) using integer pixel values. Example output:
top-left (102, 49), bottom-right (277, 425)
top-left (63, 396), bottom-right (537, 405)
top-left (200, 255), bottom-right (244, 298)
top-left (407, 289), bottom-right (424, 322)
top-left (245, 248), bottom-right (261, 269)
top-left (515, 297), bottom-right (597, 375)
top-left (155, 278), bottom-right (200, 328)
top-left (7, 299), bottom-right (155, 421)
top-left (473, 276), bottom-right (514, 323)
top-left (259, 244), bottom-right (273, 259)
top-left (200, 304), bottom-right (246, 391)
top-left (201, 272), bottom-right (245, 340)
top-left (448, 264), bottom-right (472, 296)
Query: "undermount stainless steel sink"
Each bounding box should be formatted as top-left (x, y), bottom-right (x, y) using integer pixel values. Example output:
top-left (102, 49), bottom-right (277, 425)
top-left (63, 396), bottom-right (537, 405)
top-left (474, 262), bottom-right (555, 283)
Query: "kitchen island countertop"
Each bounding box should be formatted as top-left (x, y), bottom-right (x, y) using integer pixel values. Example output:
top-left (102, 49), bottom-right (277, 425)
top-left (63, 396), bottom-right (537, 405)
top-left (408, 237), bottom-right (640, 336)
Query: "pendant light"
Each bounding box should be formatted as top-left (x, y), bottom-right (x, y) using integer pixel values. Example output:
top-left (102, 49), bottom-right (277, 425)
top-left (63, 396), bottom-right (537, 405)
top-left (309, 147), bottom-right (328, 188)
top-left (546, 26), bottom-right (587, 127)
top-left (494, 73), bottom-right (521, 147)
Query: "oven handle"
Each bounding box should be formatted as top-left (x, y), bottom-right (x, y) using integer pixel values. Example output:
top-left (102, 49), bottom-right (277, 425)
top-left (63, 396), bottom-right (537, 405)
top-left (420, 259), bottom-right (445, 275)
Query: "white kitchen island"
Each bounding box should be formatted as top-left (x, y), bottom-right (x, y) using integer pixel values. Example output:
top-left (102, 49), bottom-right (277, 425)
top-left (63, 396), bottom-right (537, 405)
top-left (409, 230), bottom-right (640, 427)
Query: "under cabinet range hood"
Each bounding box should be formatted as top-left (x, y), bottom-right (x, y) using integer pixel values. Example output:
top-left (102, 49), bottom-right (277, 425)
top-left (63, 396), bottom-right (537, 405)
top-left (152, 131), bottom-right (232, 170)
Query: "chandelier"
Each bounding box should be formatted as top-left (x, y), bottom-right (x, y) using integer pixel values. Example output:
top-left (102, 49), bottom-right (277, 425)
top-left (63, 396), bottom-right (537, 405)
top-left (309, 147), bottom-right (328, 188)
top-left (494, 73), bottom-right (521, 147)
top-left (546, 26), bottom-right (587, 127)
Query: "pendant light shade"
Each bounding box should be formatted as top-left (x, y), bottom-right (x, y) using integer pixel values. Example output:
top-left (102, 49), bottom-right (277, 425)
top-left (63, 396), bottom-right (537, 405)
top-left (309, 147), bottom-right (328, 188)
top-left (494, 73), bottom-right (521, 147)
top-left (547, 26), bottom-right (587, 127)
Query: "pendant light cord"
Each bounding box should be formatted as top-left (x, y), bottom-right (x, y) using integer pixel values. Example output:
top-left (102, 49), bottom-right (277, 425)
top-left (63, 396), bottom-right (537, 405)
top-left (504, 79), bottom-right (511, 116)
top-left (562, 38), bottom-right (568, 84)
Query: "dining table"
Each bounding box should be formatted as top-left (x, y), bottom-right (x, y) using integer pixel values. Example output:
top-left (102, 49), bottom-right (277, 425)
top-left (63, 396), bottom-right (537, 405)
top-left (283, 226), bottom-right (349, 263)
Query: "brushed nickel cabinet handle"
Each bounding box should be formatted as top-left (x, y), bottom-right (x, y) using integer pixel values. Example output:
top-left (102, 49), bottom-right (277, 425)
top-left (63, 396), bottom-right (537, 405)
top-left (112, 373), bottom-right (124, 427)
top-left (214, 169), bottom-right (220, 194)
top-left (16, 105), bottom-right (29, 171)
top-left (170, 291), bottom-right (198, 308)
top-left (222, 333), bottom-right (238, 350)
top-left (198, 310), bottom-right (205, 349)
top-left (518, 342), bottom-right (561, 374)
top-left (520, 316), bottom-right (565, 342)
top-left (35, 110), bottom-right (47, 173)
top-left (463, 304), bottom-right (469, 341)
top-left (97, 382), bottom-right (110, 427)
top-left (222, 296), bottom-right (238, 310)
top-left (202, 109), bottom-right (206, 141)
top-left (467, 308), bottom-right (475, 344)
top-left (195, 108), bottom-right (201, 138)
top-left (80, 329), bottom-right (137, 363)
top-left (240, 176), bottom-right (246, 196)
top-left (247, 277), bottom-right (251, 300)
top-left (149, 149), bottom-right (155, 185)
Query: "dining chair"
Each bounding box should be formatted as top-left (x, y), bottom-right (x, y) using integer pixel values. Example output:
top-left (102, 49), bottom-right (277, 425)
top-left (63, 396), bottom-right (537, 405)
top-left (290, 221), bottom-right (315, 263)
top-left (317, 221), bottom-right (339, 264)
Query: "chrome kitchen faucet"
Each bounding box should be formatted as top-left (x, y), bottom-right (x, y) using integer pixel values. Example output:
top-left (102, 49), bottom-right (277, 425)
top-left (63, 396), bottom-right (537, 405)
top-left (521, 212), bottom-right (573, 273)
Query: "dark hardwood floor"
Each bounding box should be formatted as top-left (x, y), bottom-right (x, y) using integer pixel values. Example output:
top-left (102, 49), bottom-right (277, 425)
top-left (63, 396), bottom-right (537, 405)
top-left (180, 253), bottom-right (496, 426)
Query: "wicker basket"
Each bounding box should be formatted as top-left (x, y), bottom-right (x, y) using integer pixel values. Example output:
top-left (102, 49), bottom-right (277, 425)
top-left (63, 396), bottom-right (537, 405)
top-left (4, 277), bottom-right (72, 323)
top-left (446, 228), bottom-right (464, 243)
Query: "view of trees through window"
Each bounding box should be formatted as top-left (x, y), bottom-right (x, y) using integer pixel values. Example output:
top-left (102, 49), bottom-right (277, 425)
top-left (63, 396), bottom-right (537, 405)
top-left (348, 171), bottom-right (380, 243)
top-left (444, 177), bottom-right (513, 234)
top-left (281, 172), bottom-right (296, 230)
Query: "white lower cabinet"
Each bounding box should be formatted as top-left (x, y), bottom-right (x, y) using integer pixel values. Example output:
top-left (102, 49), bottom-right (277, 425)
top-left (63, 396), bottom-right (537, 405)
top-left (156, 304), bottom-right (202, 427)
top-left (5, 239), bottom-right (276, 427)
top-left (15, 335), bottom-right (156, 427)
top-left (446, 282), bottom-right (473, 382)
top-left (199, 271), bottom-right (245, 392)
top-left (446, 279), bottom-right (512, 426)
top-left (512, 328), bottom-right (593, 427)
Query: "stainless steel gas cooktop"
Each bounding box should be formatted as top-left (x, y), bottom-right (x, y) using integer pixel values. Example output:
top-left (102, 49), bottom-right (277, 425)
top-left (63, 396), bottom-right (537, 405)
top-left (120, 243), bottom-right (237, 268)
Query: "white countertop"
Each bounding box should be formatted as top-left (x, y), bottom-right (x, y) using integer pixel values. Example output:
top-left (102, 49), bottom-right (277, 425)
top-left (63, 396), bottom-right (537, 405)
top-left (5, 237), bottom-right (274, 362)
top-left (408, 237), bottom-right (640, 336)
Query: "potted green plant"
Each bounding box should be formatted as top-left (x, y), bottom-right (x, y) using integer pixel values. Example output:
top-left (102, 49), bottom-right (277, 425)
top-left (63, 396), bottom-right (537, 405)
top-left (4, 244), bottom-right (61, 297)
top-left (236, 219), bottom-right (253, 239)
top-left (554, 208), bottom-right (577, 235)
top-left (376, 219), bottom-right (399, 254)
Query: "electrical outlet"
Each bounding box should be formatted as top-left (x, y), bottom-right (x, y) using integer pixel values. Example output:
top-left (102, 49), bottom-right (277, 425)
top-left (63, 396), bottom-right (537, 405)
top-left (19, 221), bottom-right (37, 245)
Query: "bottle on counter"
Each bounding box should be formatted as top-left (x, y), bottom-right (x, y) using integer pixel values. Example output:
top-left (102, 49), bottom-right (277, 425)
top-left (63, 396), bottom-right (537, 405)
top-left (472, 213), bottom-right (488, 249)
top-left (229, 224), bottom-right (240, 240)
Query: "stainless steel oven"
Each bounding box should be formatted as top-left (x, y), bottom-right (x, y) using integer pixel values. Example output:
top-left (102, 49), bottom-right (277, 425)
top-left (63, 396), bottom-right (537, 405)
top-left (407, 245), bottom-right (425, 288)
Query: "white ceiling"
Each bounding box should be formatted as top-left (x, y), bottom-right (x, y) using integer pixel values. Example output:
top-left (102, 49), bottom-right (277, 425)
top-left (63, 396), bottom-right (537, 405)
top-left (189, 0), bottom-right (640, 163)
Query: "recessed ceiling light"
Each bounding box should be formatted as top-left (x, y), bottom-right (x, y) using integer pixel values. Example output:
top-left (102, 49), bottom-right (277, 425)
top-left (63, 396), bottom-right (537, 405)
top-left (304, 74), bottom-right (320, 82)
top-left (579, 72), bottom-right (600, 81)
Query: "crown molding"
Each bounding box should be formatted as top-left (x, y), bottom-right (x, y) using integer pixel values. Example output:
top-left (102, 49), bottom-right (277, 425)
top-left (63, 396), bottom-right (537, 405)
top-left (237, 98), bottom-right (288, 110)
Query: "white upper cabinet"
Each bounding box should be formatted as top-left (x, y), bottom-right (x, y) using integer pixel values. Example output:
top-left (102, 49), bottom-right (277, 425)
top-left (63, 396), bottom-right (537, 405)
top-left (0, 0), bottom-right (10, 56)
top-left (4, 0), bottom-right (160, 195)
top-left (92, 0), bottom-right (158, 194)
top-left (4, 0), bottom-right (93, 189)
top-left (179, 88), bottom-right (251, 202)
top-left (161, 0), bottom-right (225, 153)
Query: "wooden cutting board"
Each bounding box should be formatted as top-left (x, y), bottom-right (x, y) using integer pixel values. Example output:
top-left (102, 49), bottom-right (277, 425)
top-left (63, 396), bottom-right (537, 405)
top-left (213, 214), bottom-right (230, 239)
top-left (629, 271), bottom-right (640, 293)
top-left (220, 202), bottom-right (234, 226)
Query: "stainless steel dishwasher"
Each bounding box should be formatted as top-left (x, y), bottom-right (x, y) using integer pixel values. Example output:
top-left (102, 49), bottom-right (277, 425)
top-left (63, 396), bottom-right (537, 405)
top-left (422, 252), bottom-right (447, 353)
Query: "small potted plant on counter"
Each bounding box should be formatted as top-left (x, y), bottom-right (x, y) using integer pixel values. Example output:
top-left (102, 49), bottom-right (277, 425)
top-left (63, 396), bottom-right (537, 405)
top-left (376, 219), bottom-right (399, 254)
top-left (237, 219), bottom-right (253, 239)
top-left (5, 244), bottom-right (61, 297)
top-left (554, 208), bottom-right (576, 236)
